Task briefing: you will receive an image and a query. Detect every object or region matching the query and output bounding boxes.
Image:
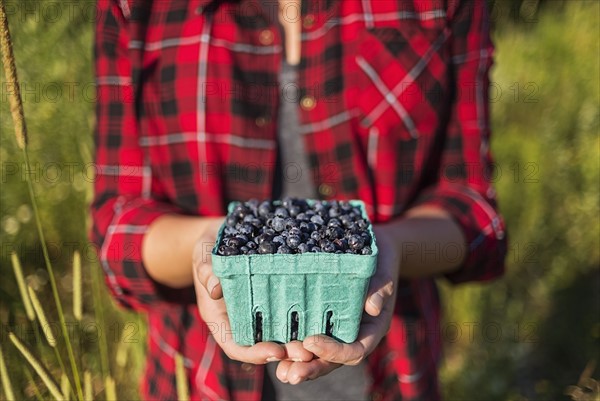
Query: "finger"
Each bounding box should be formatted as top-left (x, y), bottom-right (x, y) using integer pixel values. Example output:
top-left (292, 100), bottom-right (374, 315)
top-left (283, 341), bottom-right (314, 362)
top-left (275, 360), bottom-right (293, 383)
top-left (286, 359), bottom-right (341, 384)
top-left (194, 273), bottom-right (285, 363)
top-left (192, 239), bottom-right (223, 299)
top-left (303, 335), bottom-right (366, 366)
top-left (364, 273), bottom-right (394, 317)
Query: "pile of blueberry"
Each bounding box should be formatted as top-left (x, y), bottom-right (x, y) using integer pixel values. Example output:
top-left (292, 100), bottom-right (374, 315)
top-left (216, 198), bottom-right (373, 256)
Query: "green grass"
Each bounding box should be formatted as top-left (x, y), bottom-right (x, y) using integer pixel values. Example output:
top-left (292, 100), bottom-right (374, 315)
top-left (1, 1), bottom-right (598, 400)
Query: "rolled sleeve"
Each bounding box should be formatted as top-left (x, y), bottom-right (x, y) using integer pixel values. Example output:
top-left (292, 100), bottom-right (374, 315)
top-left (91, 0), bottom-right (194, 311)
top-left (412, 0), bottom-right (508, 283)
top-left (413, 185), bottom-right (507, 284)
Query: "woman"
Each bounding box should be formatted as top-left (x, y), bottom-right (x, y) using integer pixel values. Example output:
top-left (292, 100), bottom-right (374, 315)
top-left (91, 0), bottom-right (507, 399)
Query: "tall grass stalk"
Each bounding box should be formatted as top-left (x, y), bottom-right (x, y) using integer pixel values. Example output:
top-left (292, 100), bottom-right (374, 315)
top-left (9, 333), bottom-right (64, 401)
top-left (0, 1), bottom-right (84, 399)
top-left (11, 252), bottom-right (35, 321)
top-left (24, 367), bottom-right (44, 401)
top-left (104, 376), bottom-right (116, 401)
top-left (90, 263), bottom-right (110, 379)
top-left (83, 371), bottom-right (93, 401)
top-left (72, 251), bottom-right (82, 321)
top-left (175, 353), bottom-right (190, 401)
top-left (61, 373), bottom-right (71, 401)
top-left (0, 345), bottom-right (15, 401)
top-left (28, 286), bottom-right (57, 347)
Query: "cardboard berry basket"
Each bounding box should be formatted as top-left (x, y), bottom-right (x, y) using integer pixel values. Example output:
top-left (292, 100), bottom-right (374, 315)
top-left (211, 200), bottom-right (378, 345)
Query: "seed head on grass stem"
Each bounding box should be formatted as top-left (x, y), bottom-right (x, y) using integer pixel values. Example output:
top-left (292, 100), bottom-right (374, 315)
top-left (11, 252), bottom-right (35, 321)
top-left (9, 332), bottom-right (64, 401)
top-left (72, 251), bottom-right (82, 321)
top-left (83, 371), bottom-right (92, 401)
top-left (0, 345), bottom-right (15, 401)
top-left (28, 285), bottom-right (57, 347)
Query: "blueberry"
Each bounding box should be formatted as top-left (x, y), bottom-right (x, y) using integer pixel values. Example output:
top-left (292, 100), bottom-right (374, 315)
top-left (340, 201), bottom-right (352, 212)
top-left (243, 224), bottom-right (256, 236)
top-left (271, 217), bottom-right (285, 232)
top-left (310, 215), bottom-right (324, 225)
top-left (306, 239), bottom-right (316, 247)
top-left (218, 245), bottom-right (227, 254)
top-left (258, 201), bottom-right (272, 217)
top-left (328, 207), bottom-right (340, 218)
top-left (322, 241), bottom-right (336, 253)
top-left (224, 226), bottom-right (236, 235)
top-left (361, 246), bottom-right (372, 255)
top-left (246, 241), bottom-right (258, 250)
top-left (256, 234), bottom-right (273, 245)
top-left (226, 215), bottom-right (238, 227)
top-left (277, 245), bottom-right (293, 254)
top-left (333, 238), bottom-right (348, 251)
top-left (258, 242), bottom-right (276, 254)
top-left (235, 234), bottom-right (249, 244)
top-left (360, 232), bottom-right (372, 245)
top-left (222, 246), bottom-right (240, 256)
top-left (284, 218), bottom-right (299, 230)
top-left (326, 226), bottom-right (344, 239)
top-left (357, 219), bottom-right (369, 230)
top-left (311, 246), bottom-right (322, 253)
top-left (348, 234), bottom-right (365, 250)
top-left (275, 207), bottom-right (289, 218)
top-left (240, 246), bottom-right (249, 254)
top-left (286, 235), bottom-right (301, 249)
top-left (299, 222), bottom-right (310, 232)
top-left (263, 228), bottom-right (276, 236)
top-left (297, 243), bottom-right (310, 253)
top-left (226, 237), bottom-right (243, 248)
top-left (288, 227), bottom-right (302, 237)
top-left (327, 218), bottom-right (341, 228)
top-left (273, 235), bottom-right (285, 245)
top-left (288, 205), bottom-right (301, 218)
top-left (310, 230), bottom-right (322, 242)
top-left (281, 197), bottom-right (294, 209)
top-left (247, 249), bottom-right (258, 255)
top-left (296, 213), bottom-right (308, 222)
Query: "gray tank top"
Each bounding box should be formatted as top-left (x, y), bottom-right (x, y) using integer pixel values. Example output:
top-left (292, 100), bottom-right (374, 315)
top-left (262, 61), bottom-right (371, 401)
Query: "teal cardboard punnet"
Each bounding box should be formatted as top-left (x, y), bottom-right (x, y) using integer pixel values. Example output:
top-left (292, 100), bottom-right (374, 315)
top-left (212, 200), bottom-right (378, 345)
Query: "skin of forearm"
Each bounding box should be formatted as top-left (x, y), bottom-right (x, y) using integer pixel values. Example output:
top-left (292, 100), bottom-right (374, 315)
top-left (379, 205), bottom-right (467, 278)
top-left (142, 214), bottom-right (224, 288)
top-left (142, 205), bottom-right (464, 287)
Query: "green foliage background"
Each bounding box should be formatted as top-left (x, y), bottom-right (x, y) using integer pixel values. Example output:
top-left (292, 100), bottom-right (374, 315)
top-left (1, 1), bottom-right (598, 400)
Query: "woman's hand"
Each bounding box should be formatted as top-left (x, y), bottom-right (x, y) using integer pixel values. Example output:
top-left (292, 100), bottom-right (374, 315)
top-left (273, 224), bottom-right (400, 384)
top-left (192, 220), bottom-right (313, 364)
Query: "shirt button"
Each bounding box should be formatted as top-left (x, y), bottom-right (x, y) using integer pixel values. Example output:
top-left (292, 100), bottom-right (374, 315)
top-left (255, 116), bottom-right (270, 127)
top-left (303, 14), bottom-right (315, 29)
top-left (241, 363), bottom-right (255, 373)
top-left (318, 183), bottom-right (334, 197)
top-left (259, 29), bottom-right (274, 45)
top-left (300, 96), bottom-right (316, 111)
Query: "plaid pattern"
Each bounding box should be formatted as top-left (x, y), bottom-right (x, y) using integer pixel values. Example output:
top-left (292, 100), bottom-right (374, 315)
top-left (91, 0), bottom-right (507, 400)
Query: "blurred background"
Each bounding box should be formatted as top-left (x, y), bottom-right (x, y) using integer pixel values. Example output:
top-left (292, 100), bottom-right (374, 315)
top-left (0, 0), bottom-right (598, 400)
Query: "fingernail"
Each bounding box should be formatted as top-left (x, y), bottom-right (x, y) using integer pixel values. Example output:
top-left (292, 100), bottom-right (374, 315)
top-left (207, 275), bottom-right (219, 296)
top-left (369, 292), bottom-right (384, 312)
top-left (266, 357), bottom-right (281, 362)
top-left (291, 358), bottom-right (303, 362)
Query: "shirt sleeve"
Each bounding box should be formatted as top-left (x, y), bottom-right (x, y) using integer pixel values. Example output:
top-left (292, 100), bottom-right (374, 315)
top-left (90, 0), bottom-right (194, 311)
top-left (411, 0), bottom-right (508, 284)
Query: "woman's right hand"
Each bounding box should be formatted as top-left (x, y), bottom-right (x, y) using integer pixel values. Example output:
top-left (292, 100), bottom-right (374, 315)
top-left (192, 220), bottom-right (313, 365)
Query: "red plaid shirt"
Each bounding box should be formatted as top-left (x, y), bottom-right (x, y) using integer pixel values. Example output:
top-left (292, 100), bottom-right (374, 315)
top-left (91, 0), bottom-right (507, 399)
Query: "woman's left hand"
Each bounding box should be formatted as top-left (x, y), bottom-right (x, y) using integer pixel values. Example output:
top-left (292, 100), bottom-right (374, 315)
top-left (274, 224), bottom-right (401, 384)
